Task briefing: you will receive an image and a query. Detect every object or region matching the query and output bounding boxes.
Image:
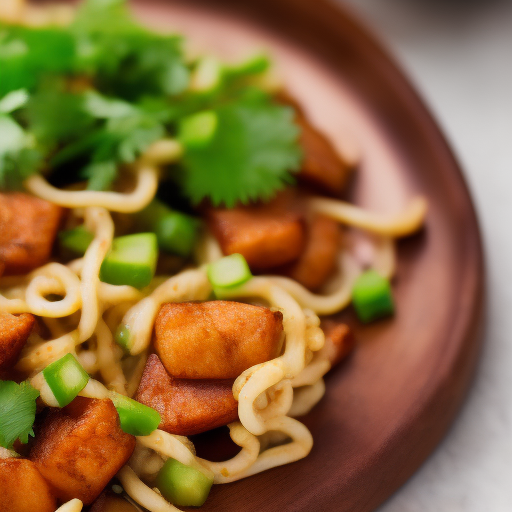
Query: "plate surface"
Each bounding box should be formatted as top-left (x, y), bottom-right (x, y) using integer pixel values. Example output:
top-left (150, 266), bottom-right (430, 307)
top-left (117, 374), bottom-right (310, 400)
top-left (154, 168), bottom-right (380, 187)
top-left (133, 0), bottom-right (485, 510)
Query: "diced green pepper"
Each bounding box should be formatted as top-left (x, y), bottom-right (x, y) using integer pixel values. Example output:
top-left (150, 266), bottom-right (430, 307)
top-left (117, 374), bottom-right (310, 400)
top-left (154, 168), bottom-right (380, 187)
top-left (136, 199), bottom-right (199, 257)
top-left (42, 354), bottom-right (89, 407)
top-left (111, 393), bottom-right (161, 437)
top-left (352, 270), bottom-right (394, 323)
top-left (207, 253), bottom-right (252, 290)
top-left (156, 458), bottom-right (213, 507)
top-left (99, 233), bottom-right (158, 289)
top-left (178, 110), bottom-right (218, 149)
top-left (59, 226), bottom-right (94, 255)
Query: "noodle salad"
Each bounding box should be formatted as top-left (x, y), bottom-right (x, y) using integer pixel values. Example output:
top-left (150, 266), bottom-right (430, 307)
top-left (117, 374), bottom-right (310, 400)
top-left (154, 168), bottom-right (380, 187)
top-left (0, 1), bottom-right (427, 511)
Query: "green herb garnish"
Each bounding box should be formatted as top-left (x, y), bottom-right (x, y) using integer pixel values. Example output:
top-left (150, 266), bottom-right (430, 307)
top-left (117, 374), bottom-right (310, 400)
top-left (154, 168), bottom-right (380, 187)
top-left (0, 380), bottom-right (40, 449)
top-left (0, 0), bottom-right (302, 207)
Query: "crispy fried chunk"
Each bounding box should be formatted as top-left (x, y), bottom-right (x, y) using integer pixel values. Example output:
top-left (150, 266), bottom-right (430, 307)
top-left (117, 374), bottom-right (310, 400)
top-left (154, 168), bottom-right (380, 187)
top-left (0, 458), bottom-right (57, 512)
top-left (0, 312), bottom-right (35, 371)
top-left (278, 92), bottom-right (354, 195)
top-left (206, 189), bottom-right (306, 270)
top-left (30, 397), bottom-right (135, 505)
top-left (0, 192), bottom-right (63, 275)
top-left (320, 321), bottom-right (356, 367)
top-left (154, 301), bottom-right (283, 380)
top-left (276, 215), bottom-right (340, 290)
top-left (135, 354), bottom-right (238, 436)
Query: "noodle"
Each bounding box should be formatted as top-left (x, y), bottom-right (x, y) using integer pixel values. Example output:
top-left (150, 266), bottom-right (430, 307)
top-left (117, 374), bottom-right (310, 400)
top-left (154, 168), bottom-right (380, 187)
top-left (24, 165), bottom-right (159, 213)
top-left (118, 466), bottom-right (180, 512)
top-left (54, 499), bottom-right (83, 512)
top-left (308, 195), bottom-right (428, 237)
top-left (77, 207), bottom-right (114, 342)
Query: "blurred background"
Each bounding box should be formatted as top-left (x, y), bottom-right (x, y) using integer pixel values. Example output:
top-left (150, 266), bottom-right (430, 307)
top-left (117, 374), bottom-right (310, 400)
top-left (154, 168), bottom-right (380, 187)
top-left (340, 0), bottom-right (512, 510)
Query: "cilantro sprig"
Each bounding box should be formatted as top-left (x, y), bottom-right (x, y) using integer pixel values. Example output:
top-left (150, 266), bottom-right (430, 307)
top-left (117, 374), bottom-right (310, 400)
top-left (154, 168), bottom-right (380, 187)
top-left (0, 380), bottom-right (39, 449)
top-left (0, 0), bottom-right (302, 207)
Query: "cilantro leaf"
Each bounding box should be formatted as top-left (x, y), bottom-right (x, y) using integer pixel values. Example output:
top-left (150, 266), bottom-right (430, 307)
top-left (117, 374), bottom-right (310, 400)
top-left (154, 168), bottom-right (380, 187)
top-left (0, 114), bottom-right (41, 189)
top-left (72, 0), bottom-right (189, 101)
top-left (179, 98), bottom-right (302, 207)
top-left (0, 26), bottom-right (75, 97)
top-left (0, 380), bottom-right (39, 449)
top-left (82, 160), bottom-right (118, 191)
top-left (24, 89), bottom-right (96, 146)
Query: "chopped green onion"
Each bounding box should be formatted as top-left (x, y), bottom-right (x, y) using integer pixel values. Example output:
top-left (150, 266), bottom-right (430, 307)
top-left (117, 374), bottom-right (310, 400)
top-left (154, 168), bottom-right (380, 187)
top-left (111, 393), bottom-right (161, 437)
top-left (100, 233), bottom-right (158, 289)
top-left (42, 354), bottom-right (89, 407)
top-left (136, 199), bottom-right (199, 257)
top-left (156, 458), bottom-right (213, 507)
top-left (352, 270), bottom-right (394, 323)
top-left (207, 253), bottom-right (252, 290)
top-left (59, 226), bottom-right (94, 255)
top-left (115, 324), bottom-right (132, 351)
top-left (178, 110), bottom-right (218, 149)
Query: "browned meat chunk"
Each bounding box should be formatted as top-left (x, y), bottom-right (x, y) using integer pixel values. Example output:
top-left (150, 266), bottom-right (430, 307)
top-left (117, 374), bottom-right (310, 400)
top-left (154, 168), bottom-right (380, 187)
top-left (90, 489), bottom-right (139, 512)
top-left (30, 397), bottom-right (135, 505)
top-left (135, 354), bottom-right (238, 436)
top-left (320, 321), bottom-right (355, 367)
top-left (0, 458), bottom-right (57, 512)
top-left (154, 301), bottom-right (284, 379)
top-left (206, 189), bottom-right (306, 270)
top-left (276, 215), bottom-right (340, 290)
top-left (278, 92), bottom-right (354, 195)
top-left (0, 192), bottom-right (63, 275)
top-left (0, 312), bottom-right (35, 371)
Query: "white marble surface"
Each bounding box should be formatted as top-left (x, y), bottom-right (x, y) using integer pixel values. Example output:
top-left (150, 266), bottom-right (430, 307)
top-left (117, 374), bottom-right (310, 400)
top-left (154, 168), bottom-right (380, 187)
top-left (338, 0), bottom-right (512, 510)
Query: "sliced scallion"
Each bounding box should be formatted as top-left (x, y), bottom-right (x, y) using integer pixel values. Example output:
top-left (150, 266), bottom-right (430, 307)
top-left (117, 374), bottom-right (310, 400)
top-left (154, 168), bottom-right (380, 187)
top-left (99, 233), bottom-right (158, 289)
top-left (111, 393), bottom-right (161, 437)
top-left (207, 253), bottom-right (252, 290)
top-left (42, 354), bottom-right (89, 407)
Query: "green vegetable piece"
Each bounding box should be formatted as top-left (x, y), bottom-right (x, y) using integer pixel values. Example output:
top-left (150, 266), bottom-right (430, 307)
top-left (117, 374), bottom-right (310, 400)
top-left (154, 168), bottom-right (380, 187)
top-left (178, 110), bottom-right (218, 150)
top-left (156, 458), bottom-right (213, 507)
top-left (42, 353), bottom-right (90, 407)
top-left (0, 380), bottom-right (39, 449)
top-left (352, 270), bottom-right (394, 323)
top-left (224, 54), bottom-right (270, 79)
top-left (59, 226), bottom-right (94, 255)
top-left (100, 233), bottom-right (158, 289)
top-left (111, 393), bottom-right (161, 437)
top-left (115, 324), bottom-right (132, 351)
top-left (207, 253), bottom-right (252, 290)
top-left (136, 199), bottom-right (199, 257)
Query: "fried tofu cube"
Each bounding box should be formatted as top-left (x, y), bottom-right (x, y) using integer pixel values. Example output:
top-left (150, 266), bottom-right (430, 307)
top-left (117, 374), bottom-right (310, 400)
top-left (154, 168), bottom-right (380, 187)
top-left (0, 457), bottom-right (57, 512)
top-left (206, 189), bottom-right (306, 270)
top-left (276, 215), bottom-right (340, 291)
top-left (277, 92), bottom-right (354, 195)
top-left (154, 301), bottom-right (284, 379)
top-left (135, 354), bottom-right (238, 436)
top-left (30, 397), bottom-right (135, 505)
top-left (0, 312), bottom-right (35, 371)
top-left (320, 321), bottom-right (355, 367)
top-left (0, 192), bottom-right (63, 275)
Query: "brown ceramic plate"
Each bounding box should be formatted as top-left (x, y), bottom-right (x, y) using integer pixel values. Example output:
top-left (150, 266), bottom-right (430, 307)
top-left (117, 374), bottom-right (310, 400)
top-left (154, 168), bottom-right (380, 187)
top-left (131, 0), bottom-right (484, 510)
